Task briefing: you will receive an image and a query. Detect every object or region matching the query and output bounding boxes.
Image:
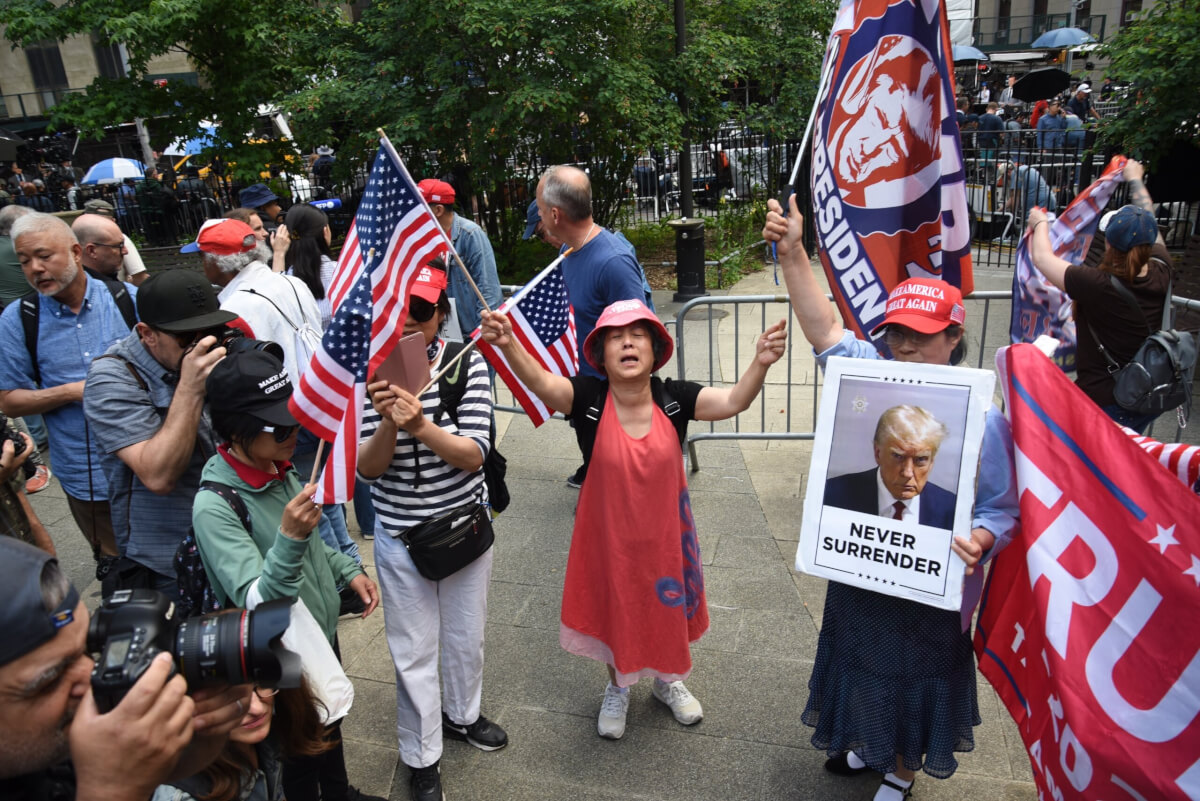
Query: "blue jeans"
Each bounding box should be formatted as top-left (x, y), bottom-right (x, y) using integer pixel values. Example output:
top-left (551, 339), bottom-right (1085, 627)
top-left (1101, 404), bottom-right (1159, 435)
top-left (353, 477), bottom-right (377, 537)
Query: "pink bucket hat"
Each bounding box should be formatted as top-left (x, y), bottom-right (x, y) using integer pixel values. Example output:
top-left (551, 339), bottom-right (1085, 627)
top-left (583, 299), bottom-right (674, 373)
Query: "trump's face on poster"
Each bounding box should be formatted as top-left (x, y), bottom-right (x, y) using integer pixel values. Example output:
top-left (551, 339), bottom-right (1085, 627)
top-left (872, 404), bottom-right (946, 501)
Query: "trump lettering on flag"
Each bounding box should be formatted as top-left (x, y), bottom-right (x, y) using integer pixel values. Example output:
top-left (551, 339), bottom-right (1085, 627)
top-left (975, 344), bottom-right (1200, 800)
top-left (473, 256), bottom-right (577, 426)
top-left (289, 138), bottom-right (446, 503)
top-left (810, 0), bottom-right (972, 346)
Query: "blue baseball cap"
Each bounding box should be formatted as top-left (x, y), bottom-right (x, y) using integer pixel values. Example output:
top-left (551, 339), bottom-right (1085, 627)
top-left (523, 200), bottom-right (541, 240)
top-left (0, 538), bottom-right (80, 667)
top-left (1105, 205), bottom-right (1158, 252)
top-left (239, 183), bottom-right (280, 210)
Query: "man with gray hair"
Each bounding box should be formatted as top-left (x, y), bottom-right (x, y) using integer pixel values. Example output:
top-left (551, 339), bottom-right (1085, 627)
top-left (0, 213), bottom-right (137, 576)
top-left (0, 204), bottom-right (34, 308)
top-left (823, 404), bottom-right (957, 530)
top-left (535, 164), bottom-right (646, 487)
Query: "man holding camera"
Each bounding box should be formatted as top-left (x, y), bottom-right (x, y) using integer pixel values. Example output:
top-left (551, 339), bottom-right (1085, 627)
top-left (83, 270), bottom-right (237, 596)
top-left (0, 537), bottom-right (251, 801)
top-left (0, 420), bottom-right (53, 552)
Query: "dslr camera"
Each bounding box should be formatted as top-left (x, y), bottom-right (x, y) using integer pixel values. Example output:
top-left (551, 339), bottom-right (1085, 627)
top-left (88, 589), bottom-right (300, 712)
top-left (0, 412), bottom-right (36, 481)
top-left (209, 327), bottom-right (284, 361)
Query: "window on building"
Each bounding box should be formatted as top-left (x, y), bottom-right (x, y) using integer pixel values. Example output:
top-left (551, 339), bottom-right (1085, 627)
top-left (92, 35), bottom-right (126, 80)
top-left (1120, 0), bottom-right (1143, 26)
top-left (24, 40), bottom-right (68, 112)
top-left (1033, 0), bottom-right (1047, 17)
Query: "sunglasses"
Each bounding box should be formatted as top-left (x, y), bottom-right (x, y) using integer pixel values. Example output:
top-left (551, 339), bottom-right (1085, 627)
top-left (261, 424), bottom-right (299, 443)
top-left (409, 297), bottom-right (437, 323)
top-left (253, 685), bottom-right (279, 700)
top-left (882, 326), bottom-right (940, 348)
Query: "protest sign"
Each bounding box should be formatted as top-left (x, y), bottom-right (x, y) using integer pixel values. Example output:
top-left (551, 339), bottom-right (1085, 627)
top-left (797, 356), bottom-right (994, 610)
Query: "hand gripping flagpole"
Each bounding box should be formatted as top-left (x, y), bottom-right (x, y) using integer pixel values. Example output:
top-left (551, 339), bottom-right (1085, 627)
top-left (376, 128), bottom-right (493, 318)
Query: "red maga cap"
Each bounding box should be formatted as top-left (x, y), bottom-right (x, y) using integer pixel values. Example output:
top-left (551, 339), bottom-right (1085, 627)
top-left (417, 179), bottom-right (456, 205)
top-left (870, 278), bottom-right (966, 336)
top-left (409, 264), bottom-right (449, 305)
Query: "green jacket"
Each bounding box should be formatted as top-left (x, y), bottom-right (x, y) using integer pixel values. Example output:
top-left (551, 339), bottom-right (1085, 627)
top-left (192, 454), bottom-right (363, 643)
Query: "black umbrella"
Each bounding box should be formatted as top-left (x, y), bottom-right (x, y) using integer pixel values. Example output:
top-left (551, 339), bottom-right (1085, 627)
top-left (1011, 67), bottom-right (1071, 103)
top-left (0, 128), bottom-right (25, 163)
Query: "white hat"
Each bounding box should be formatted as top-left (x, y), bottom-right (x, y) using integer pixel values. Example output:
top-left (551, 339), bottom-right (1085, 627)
top-left (1077, 83), bottom-right (1091, 94)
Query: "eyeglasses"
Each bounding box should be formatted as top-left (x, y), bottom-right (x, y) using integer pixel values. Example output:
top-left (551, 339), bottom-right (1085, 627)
top-left (882, 326), bottom-right (940, 348)
top-left (261, 424), bottom-right (299, 443)
top-left (253, 685), bottom-right (279, 700)
top-left (92, 241), bottom-right (125, 252)
top-left (409, 297), bottom-right (437, 323)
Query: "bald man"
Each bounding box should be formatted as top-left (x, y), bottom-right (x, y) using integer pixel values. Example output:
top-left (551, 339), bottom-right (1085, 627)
top-left (0, 212), bottom-right (138, 580)
top-left (536, 165), bottom-right (647, 487)
top-left (72, 213), bottom-right (143, 285)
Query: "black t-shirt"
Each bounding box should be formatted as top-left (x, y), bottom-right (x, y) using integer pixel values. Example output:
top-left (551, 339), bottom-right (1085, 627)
top-left (1065, 242), bottom-right (1172, 406)
top-left (0, 762), bottom-right (76, 801)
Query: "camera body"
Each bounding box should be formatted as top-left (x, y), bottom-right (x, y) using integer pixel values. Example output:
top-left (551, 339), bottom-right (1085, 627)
top-left (0, 412), bottom-right (36, 481)
top-left (214, 327), bottom-right (284, 362)
top-left (88, 589), bottom-right (300, 713)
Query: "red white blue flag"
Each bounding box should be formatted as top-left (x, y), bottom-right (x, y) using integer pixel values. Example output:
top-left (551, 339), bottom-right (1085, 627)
top-left (1009, 156), bottom-right (1127, 372)
top-left (810, 0), bottom-right (972, 347)
top-left (471, 255), bottom-right (577, 426)
top-left (289, 137), bottom-right (447, 503)
top-left (975, 344), bottom-right (1200, 800)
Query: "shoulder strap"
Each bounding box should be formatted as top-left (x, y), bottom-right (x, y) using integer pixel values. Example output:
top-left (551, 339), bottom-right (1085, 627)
top-left (92, 353), bottom-right (148, 392)
top-left (651, 377), bottom-right (688, 448)
top-left (85, 268), bottom-right (138, 331)
top-left (436, 341), bottom-right (469, 426)
top-left (239, 287), bottom-right (299, 331)
top-left (19, 292), bottom-right (39, 387)
top-left (198, 480), bottom-right (252, 533)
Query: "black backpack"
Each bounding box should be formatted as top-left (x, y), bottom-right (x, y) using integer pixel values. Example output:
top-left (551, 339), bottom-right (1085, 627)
top-left (1089, 275), bottom-right (1197, 423)
top-left (574, 375), bottom-right (690, 453)
top-left (20, 269), bottom-right (137, 386)
top-left (435, 341), bottom-right (510, 515)
top-left (174, 481), bottom-right (252, 618)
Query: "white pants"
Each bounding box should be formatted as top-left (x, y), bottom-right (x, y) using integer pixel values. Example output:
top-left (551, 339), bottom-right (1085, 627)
top-left (374, 521), bottom-right (493, 768)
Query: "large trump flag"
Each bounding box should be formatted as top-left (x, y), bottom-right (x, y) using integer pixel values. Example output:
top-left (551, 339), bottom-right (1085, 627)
top-left (976, 344), bottom-right (1200, 800)
top-left (810, 0), bottom-right (973, 346)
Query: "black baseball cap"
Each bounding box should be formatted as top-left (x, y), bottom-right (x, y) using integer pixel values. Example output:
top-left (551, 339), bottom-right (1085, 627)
top-left (137, 270), bottom-right (238, 333)
top-left (0, 538), bottom-right (80, 667)
top-left (205, 349), bottom-right (298, 426)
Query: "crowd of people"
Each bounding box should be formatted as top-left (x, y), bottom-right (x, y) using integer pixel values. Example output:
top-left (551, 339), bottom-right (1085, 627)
top-left (0, 148), bottom-right (1184, 801)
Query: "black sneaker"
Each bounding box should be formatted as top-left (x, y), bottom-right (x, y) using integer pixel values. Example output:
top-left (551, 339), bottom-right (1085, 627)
top-left (95, 555), bottom-right (119, 583)
top-left (339, 586), bottom-right (366, 617)
top-left (442, 712), bottom-right (508, 751)
top-left (566, 466), bottom-right (585, 489)
top-left (409, 763), bottom-right (444, 801)
top-left (345, 787), bottom-right (388, 801)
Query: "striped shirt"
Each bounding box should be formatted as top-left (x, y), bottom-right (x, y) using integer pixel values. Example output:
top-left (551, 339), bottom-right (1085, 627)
top-left (359, 342), bottom-right (492, 533)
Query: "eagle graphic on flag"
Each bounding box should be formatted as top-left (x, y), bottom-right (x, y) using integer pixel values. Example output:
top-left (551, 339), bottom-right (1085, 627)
top-left (811, 0), bottom-right (973, 346)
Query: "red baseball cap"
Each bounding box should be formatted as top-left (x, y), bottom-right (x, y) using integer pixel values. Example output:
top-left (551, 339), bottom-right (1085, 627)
top-left (409, 264), bottom-right (449, 305)
top-left (583, 299), bottom-right (674, 372)
top-left (870, 278), bottom-right (966, 336)
top-left (180, 218), bottom-right (257, 256)
top-left (417, 179), bottom-right (456, 205)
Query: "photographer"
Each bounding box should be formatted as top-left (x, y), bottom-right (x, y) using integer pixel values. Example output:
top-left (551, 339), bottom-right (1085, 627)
top-left (0, 420), bottom-right (54, 553)
top-left (0, 537), bottom-right (251, 801)
top-left (84, 270), bottom-right (237, 596)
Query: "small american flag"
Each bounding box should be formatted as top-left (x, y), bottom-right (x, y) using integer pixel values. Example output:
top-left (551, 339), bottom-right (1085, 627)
top-left (289, 138), bottom-right (446, 503)
top-left (473, 256), bottom-right (577, 426)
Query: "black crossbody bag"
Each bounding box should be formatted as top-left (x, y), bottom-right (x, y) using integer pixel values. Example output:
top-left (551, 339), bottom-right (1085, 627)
top-left (398, 500), bottom-right (494, 581)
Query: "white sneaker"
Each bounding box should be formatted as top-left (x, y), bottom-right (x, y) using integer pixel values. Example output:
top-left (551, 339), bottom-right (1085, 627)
top-left (597, 683), bottom-right (629, 739)
top-left (652, 679), bottom-right (703, 725)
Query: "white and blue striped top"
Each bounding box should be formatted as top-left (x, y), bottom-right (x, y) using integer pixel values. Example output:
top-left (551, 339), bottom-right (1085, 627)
top-left (359, 343), bottom-right (492, 533)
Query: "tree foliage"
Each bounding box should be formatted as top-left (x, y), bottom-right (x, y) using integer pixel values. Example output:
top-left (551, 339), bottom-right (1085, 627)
top-left (1096, 0), bottom-right (1200, 169)
top-left (0, 0), bottom-right (344, 179)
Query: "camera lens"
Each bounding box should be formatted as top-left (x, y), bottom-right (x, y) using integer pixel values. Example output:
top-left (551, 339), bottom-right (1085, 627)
top-left (175, 598), bottom-right (301, 689)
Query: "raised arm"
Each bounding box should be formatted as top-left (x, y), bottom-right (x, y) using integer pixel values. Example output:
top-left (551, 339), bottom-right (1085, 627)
top-left (762, 195), bottom-right (843, 352)
top-left (479, 309), bottom-right (575, 414)
top-left (1025, 207), bottom-right (1070, 290)
top-left (694, 319), bottom-right (787, 421)
top-left (1122, 159), bottom-right (1165, 247)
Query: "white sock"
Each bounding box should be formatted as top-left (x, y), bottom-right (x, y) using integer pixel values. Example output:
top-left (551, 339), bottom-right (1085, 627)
top-left (873, 772), bottom-right (913, 801)
top-left (845, 750), bottom-right (866, 770)
top-left (608, 682), bottom-right (628, 694)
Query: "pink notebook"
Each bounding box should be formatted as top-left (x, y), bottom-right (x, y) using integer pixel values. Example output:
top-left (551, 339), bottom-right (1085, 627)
top-left (374, 332), bottom-right (430, 395)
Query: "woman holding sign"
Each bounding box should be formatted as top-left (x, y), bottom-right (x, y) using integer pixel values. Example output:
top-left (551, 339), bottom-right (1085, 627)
top-left (480, 299), bottom-right (787, 741)
top-left (763, 197), bottom-right (1018, 801)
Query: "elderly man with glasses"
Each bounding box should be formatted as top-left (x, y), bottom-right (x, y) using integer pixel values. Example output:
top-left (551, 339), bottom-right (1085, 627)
top-left (83, 269), bottom-right (237, 596)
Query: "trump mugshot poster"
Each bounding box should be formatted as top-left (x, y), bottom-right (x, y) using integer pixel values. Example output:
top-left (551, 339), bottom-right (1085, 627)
top-left (797, 356), bottom-right (995, 610)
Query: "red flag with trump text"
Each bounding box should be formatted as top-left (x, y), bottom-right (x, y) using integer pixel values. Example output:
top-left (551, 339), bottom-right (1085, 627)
top-left (975, 344), bottom-right (1200, 800)
top-left (810, 0), bottom-right (972, 347)
top-left (289, 138), bottom-right (446, 503)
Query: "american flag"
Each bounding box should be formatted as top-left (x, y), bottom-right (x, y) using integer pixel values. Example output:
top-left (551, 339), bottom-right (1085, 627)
top-left (472, 256), bottom-right (577, 426)
top-left (289, 138), bottom-right (447, 503)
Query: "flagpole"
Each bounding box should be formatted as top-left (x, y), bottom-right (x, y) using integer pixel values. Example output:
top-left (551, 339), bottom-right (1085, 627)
top-left (785, 33), bottom-right (841, 191)
top-left (376, 128), bottom-right (493, 316)
top-left (309, 441), bottom-right (325, 485)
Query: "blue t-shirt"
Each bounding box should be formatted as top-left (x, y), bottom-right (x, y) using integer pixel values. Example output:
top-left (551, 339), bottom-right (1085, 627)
top-left (560, 229), bottom-right (647, 379)
top-left (0, 276), bottom-right (137, 498)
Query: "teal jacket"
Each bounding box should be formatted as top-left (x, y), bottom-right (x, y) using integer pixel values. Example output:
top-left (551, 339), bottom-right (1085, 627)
top-left (192, 453), bottom-right (363, 643)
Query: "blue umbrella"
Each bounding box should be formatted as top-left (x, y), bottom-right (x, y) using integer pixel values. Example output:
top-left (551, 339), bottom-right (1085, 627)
top-left (952, 44), bottom-right (988, 62)
top-left (1031, 27), bottom-right (1096, 49)
top-left (80, 157), bottom-right (145, 186)
top-left (164, 125), bottom-right (219, 157)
